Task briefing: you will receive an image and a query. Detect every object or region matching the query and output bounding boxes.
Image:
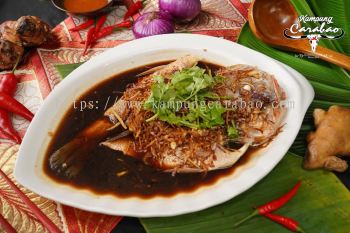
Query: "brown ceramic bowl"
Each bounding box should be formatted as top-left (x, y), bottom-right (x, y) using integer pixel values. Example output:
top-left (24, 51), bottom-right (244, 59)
top-left (51, 0), bottom-right (115, 17)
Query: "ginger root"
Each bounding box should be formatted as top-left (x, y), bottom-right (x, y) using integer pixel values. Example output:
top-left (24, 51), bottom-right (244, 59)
top-left (304, 106), bottom-right (350, 172)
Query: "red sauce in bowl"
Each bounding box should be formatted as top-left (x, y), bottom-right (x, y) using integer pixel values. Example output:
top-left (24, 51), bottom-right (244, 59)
top-left (64, 0), bottom-right (109, 13)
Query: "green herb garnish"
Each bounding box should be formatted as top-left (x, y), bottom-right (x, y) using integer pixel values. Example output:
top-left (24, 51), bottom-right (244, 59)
top-left (227, 120), bottom-right (239, 139)
top-left (144, 66), bottom-right (234, 131)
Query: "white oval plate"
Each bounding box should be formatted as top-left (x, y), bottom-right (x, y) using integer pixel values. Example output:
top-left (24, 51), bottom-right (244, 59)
top-left (15, 34), bottom-right (314, 217)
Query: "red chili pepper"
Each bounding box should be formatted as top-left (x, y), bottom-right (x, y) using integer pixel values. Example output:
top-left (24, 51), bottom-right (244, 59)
top-left (0, 110), bottom-right (21, 143)
top-left (0, 72), bottom-right (21, 143)
top-left (124, 0), bottom-right (144, 20)
top-left (91, 26), bottom-right (114, 42)
top-left (235, 181), bottom-right (302, 227)
top-left (94, 15), bottom-right (108, 36)
top-left (0, 73), bottom-right (17, 95)
top-left (80, 20), bottom-right (133, 44)
top-left (0, 92), bottom-right (34, 121)
top-left (82, 26), bottom-right (95, 55)
top-left (263, 213), bottom-right (306, 233)
top-left (69, 19), bottom-right (94, 32)
top-left (115, 19), bottom-right (133, 28)
top-left (0, 128), bottom-right (13, 141)
top-left (258, 181), bottom-right (302, 214)
top-left (96, 20), bottom-right (133, 39)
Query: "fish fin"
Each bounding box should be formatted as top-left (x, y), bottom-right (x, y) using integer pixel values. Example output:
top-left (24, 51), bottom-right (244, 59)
top-left (49, 118), bottom-right (112, 178)
top-left (211, 143), bottom-right (250, 170)
top-left (101, 137), bottom-right (138, 157)
top-left (136, 65), bottom-right (167, 77)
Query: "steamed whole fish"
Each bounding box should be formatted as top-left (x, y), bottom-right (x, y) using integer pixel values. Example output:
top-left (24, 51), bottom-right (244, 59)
top-left (102, 56), bottom-right (285, 173)
top-left (50, 55), bottom-right (286, 177)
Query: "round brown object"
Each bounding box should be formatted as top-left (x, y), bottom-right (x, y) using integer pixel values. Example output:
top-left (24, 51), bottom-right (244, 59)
top-left (0, 26), bottom-right (24, 70)
top-left (15, 16), bottom-right (51, 47)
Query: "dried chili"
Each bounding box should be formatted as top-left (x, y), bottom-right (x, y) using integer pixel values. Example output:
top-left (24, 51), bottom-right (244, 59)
top-left (69, 19), bottom-right (94, 32)
top-left (82, 26), bottom-right (95, 55)
top-left (124, 0), bottom-right (144, 20)
top-left (94, 15), bottom-right (108, 36)
top-left (263, 213), bottom-right (306, 233)
top-left (114, 19), bottom-right (133, 28)
top-left (80, 20), bottom-right (133, 44)
top-left (235, 181), bottom-right (302, 227)
top-left (95, 20), bottom-right (133, 39)
top-left (91, 26), bottom-right (114, 42)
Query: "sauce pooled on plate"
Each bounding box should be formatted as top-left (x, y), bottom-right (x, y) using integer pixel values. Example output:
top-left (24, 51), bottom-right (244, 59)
top-left (44, 62), bottom-right (260, 198)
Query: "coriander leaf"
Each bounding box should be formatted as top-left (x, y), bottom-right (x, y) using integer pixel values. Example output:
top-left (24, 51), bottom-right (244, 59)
top-left (143, 65), bottom-right (233, 133)
top-left (227, 120), bottom-right (239, 138)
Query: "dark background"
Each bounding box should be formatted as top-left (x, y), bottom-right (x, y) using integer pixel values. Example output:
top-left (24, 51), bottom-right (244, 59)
top-left (0, 0), bottom-right (65, 26)
top-left (1, 1), bottom-right (349, 233)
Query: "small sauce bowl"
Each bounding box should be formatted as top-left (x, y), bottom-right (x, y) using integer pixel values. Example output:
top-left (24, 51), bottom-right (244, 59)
top-left (51, 0), bottom-right (114, 17)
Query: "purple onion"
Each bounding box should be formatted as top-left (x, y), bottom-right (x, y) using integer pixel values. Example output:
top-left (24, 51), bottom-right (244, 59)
top-left (159, 0), bottom-right (202, 22)
top-left (132, 11), bottom-right (175, 39)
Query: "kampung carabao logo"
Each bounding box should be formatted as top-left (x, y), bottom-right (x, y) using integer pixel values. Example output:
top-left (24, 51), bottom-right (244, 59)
top-left (284, 15), bottom-right (344, 52)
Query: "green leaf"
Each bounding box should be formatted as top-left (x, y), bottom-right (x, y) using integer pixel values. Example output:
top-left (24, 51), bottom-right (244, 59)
top-left (289, 124), bottom-right (313, 155)
top-left (144, 66), bottom-right (227, 130)
top-left (237, 23), bottom-right (350, 90)
top-left (141, 153), bottom-right (350, 233)
top-left (311, 81), bottom-right (350, 102)
top-left (55, 62), bottom-right (84, 79)
top-left (227, 120), bottom-right (239, 138)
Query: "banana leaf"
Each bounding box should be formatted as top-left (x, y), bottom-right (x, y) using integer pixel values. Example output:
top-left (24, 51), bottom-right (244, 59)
top-left (289, 124), bottom-right (313, 155)
top-left (305, 100), bottom-right (350, 122)
top-left (237, 23), bottom-right (350, 90)
top-left (310, 81), bottom-right (350, 102)
top-left (141, 153), bottom-right (350, 233)
top-left (55, 62), bottom-right (84, 79)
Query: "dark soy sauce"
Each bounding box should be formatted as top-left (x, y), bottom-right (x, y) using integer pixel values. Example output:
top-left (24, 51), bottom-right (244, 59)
top-left (44, 62), bottom-right (259, 198)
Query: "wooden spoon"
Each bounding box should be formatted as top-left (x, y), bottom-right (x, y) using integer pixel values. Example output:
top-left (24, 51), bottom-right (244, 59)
top-left (248, 0), bottom-right (350, 70)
